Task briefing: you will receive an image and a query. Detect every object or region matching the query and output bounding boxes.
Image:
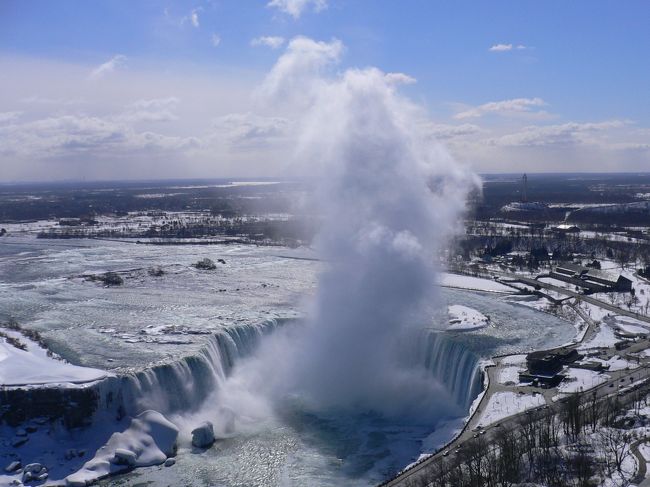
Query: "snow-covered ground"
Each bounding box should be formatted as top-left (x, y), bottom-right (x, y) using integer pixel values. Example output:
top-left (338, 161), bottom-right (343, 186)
top-left (447, 305), bottom-right (490, 331)
top-left (497, 366), bottom-right (523, 385)
top-left (496, 354), bottom-right (526, 385)
top-left (476, 391), bottom-right (545, 427)
top-left (556, 367), bottom-right (609, 395)
top-left (439, 273), bottom-right (514, 293)
top-left (580, 321), bottom-right (618, 350)
top-left (587, 355), bottom-right (639, 372)
top-left (0, 328), bottom-right (109, 387)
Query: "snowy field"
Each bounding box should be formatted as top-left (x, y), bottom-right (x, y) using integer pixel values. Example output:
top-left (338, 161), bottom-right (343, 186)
top-left (497, 366), bottom-right (524, 385)
top-left (556, 368), bottom-right (609, 395)
top-left (476, 391), bottom-right (545, 427)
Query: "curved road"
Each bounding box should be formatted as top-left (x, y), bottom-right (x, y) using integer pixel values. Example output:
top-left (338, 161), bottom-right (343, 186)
top-left (503, 273), bottom-right (650, 324)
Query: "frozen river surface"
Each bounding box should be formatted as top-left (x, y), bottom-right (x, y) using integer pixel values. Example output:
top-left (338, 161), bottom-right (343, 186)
top-left (0, 237), bottom-right (316, 370)
top-left (0, 236), bottom-right (577, 486)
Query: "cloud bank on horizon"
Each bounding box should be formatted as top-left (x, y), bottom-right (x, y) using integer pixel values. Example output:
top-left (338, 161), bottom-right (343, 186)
top-left (0, 0), bottom-right (648, 181)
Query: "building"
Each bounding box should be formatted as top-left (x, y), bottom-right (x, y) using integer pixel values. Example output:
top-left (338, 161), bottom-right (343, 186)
top-left (519, 348), bottom-right (582, 387)
top-left (550, 263), bottom-right (632, 293)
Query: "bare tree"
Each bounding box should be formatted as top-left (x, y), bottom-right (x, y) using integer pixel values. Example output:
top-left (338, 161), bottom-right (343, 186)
top-left (597, 428), bottom-right (633, 475)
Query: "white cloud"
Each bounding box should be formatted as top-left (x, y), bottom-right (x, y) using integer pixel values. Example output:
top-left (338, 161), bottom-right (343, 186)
top-left (267, 0), bottom-right (327, 18)
top-left (425, 123), bottom-right (482, 140)
top-left (190, 8), bottom-right (200, 27)
top-left (89, 55), bottom-right (127, 80)
top-left (211, 34), bottom-right (221, 47)
top-left (20, 96), bottom-right (83, 105)
top-left (0, 111), bottom-right (22, 123)
top-left (119, 97), bottom-right (180, 123)
top-left (180, 8), bottom-right (201, 28)
top-left (489, 44), bottom-right (513, 52)
top-left (454, 97), bottom-right (547, 119)
top-left (0, 113), bottom-right (202, 164)
top-left (489, 43), bottom-right (527, 52)
top-left (211, 112), bottom-right (292, 149)
top-left (251, 36), bottom-right (286, 49)
top-left (492, 120), bottom-right (628, 147)
top-left (384, 72), bottom-right (417, 85)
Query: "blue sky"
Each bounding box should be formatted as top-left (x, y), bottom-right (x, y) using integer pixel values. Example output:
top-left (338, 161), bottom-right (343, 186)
top-left (1, 0), bottom-right (649, 180)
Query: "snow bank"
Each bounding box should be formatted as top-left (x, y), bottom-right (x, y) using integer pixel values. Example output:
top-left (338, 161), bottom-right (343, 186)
top-left (476, 392), bottom-right (545, 427)
top-left (0, 329), bottom-right (109, 387)
top-left (447, 305), bottom-right (490, 331)
top-left (439, 273), bottom-right (513, 293)
top-left (65, 410), bottom-right (178, 486)
top-left (557, 368), bottom-right (608, 395)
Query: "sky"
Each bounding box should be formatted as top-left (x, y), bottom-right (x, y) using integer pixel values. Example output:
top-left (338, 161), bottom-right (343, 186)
top-left (0, 0), bottom-right (649, 181)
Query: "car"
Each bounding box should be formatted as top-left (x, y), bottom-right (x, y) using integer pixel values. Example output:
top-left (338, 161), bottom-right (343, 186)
top-left (480, 431), bottom-right (486, 435)
top-left (473, 433), bottom-right (479, 438)
top-left (609, 383), bottom-right (614, 388)
top-left (494, 423), bottom-right (501, 427)
top-left (442, 450), bottom-right (450, 457)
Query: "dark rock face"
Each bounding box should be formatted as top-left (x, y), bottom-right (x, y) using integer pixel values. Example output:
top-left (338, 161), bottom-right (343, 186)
top-left (191, 421), bottom-right (215, 448)
top-left (101, 272), bottom-right (124, 286)
top-left (0, 387), bottom-right (101, 428)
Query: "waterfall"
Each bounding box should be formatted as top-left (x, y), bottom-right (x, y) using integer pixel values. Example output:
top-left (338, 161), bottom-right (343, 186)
top-left (417, 331), bottom-right (483, 410)
top-left (114, 318), bottom-right (286, 417)
top-left (2, 318), bottom-right (483, 429)
top-left (0, 318), bottom-right (288, 428)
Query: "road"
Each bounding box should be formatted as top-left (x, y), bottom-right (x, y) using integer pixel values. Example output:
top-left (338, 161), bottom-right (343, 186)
top-left (631, 440), bottom-right (649, 486)
top-left (502, 273), bottom-right (650, 324)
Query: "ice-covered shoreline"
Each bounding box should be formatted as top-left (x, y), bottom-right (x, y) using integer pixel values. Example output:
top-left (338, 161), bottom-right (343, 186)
top-left (0, 328), bottom-right (110, 388)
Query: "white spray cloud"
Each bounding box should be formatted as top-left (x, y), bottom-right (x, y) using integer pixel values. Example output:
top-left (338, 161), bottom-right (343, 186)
top-left (214, 37), bottom-right (479, 421)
